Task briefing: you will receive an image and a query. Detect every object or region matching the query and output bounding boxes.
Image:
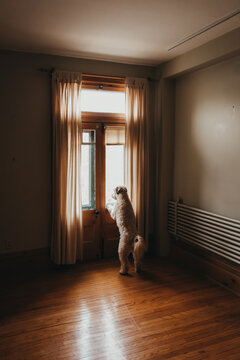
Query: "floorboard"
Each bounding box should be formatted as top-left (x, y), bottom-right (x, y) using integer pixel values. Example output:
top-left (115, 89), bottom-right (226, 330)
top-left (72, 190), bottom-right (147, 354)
top-left (0, 256), bottom-right (239, 359)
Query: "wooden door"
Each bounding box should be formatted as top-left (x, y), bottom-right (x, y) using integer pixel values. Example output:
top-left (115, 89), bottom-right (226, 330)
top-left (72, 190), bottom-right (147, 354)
top-left (82, 122), bottom-right (125, 260)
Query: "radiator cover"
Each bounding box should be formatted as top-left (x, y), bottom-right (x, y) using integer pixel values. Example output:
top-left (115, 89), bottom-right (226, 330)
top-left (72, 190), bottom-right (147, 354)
top-left (168, 201), bottom-right (240, 265)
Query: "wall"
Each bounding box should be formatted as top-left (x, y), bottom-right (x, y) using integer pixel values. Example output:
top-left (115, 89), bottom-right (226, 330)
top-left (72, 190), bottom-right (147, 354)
top-left (152, 78), bottom-right (175, 256)
top-left (0, 50), bottom-right (155, 253)
top-left (154, 28), bottom-right (240, 256)
top-left (174, 55), bottom-right (240, 219)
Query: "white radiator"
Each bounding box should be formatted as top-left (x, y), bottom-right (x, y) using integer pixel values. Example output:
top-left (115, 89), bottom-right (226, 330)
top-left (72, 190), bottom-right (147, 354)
top-left (168, 201), bottom-right (240, 265)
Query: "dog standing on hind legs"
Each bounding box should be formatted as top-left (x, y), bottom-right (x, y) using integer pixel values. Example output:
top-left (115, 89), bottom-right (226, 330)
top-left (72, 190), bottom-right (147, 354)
top-left (107, 186), bottom-right (145, 275)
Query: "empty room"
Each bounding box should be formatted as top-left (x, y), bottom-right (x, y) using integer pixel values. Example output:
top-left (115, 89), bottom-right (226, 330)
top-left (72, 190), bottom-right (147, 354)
top-left (0, 1), bottom-right (240, 359)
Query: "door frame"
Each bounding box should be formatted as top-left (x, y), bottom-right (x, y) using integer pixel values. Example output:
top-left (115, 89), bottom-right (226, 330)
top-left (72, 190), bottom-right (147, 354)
top-left (81, 73), bottom-right (126, 259)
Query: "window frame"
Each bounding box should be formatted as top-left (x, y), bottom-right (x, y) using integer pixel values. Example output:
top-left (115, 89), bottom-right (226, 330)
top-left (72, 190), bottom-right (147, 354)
top-left (81, 74), bottom-right (126, 125)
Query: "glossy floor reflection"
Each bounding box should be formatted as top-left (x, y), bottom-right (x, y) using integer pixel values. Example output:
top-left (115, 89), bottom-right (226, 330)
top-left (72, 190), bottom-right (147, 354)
top-left (0, 256), bottom-right (240, 359)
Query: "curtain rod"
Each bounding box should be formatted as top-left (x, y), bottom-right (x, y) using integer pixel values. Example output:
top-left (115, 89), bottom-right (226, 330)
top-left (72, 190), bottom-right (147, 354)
top-left (37, 67), bottom-right (55, 75)
top-left (36, 68), bottom-right (156, 81)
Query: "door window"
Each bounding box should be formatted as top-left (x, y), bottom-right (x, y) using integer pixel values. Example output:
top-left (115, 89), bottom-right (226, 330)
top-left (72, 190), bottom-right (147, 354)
top-left (81, 130), bottom-right (96, 209)
top-left (105, 126), bottom-right (125, 206)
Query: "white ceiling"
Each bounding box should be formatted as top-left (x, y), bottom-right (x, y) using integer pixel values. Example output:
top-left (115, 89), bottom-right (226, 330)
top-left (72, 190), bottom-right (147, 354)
top-left (0, 0), bottom-right (239, 66)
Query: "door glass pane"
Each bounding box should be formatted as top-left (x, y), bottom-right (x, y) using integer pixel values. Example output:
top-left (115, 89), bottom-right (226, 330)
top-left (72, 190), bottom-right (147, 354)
top-left (82, 130), bottom-right (95, 143)
top-left (81, 89), bottom-right (125, 114)
top-left (81, 130), bottom-right (95, 209)
top-left (105, 126), bottom-right (125, 144)
top-left (105, 145), bottom-right (124, 207)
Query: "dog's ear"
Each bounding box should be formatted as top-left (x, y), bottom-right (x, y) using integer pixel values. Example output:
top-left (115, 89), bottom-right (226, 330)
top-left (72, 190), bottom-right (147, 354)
top-left (116, 186), bottom-right (127, 195)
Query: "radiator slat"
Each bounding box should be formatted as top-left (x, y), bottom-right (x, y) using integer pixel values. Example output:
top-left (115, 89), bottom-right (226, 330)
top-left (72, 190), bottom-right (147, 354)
top-left (179, 202), bottom-right (240, 223)
top-left (177, 210), bottom-right (240, 234)
top-left (177, 217), bottom-right (240, 243)
top-left (177, 232), bottom-right (240, 265)
top-left (178, 205), bottom-right (240, 228)
top-left (168, 201), bottom-right (240, 265)
top-left (177, 233), bottom-right (240, 263)
top-left (177, 224), bottom-right (240, 254)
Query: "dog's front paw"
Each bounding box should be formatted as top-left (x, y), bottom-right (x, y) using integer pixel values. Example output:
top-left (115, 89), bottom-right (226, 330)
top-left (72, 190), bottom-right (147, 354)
top-left (120, 269), bottom-right (128, 276)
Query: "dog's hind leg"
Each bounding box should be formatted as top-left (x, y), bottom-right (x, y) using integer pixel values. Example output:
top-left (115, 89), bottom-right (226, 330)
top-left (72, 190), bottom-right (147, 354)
top-left (133, 252), bottom-right (142, 273)
top-left (133, 236), bottom-right (145, 272)
top-left (118, 239), bottom-right (131, 275)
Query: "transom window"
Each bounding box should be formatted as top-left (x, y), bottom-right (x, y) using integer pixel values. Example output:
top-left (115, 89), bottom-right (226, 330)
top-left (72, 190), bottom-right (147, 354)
top-left (81, 89), bottom-right (125, 114)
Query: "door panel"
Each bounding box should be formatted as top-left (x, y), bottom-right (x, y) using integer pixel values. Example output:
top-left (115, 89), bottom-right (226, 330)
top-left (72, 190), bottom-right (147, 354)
top-left (82, 210), bottom-right (100, 260)
top-left (101, 209), bottom-right (120, 258)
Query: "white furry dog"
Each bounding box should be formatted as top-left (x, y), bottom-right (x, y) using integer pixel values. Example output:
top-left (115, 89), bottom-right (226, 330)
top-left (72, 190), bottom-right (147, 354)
top-left (107, 186), bottom-right (145, 275)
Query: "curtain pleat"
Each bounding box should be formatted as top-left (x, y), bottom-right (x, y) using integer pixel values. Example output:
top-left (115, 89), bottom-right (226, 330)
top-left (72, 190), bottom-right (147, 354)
top-left (125, 78), bottom-right (150, 247)
top-left (51, 71), bottom-right (83, 264)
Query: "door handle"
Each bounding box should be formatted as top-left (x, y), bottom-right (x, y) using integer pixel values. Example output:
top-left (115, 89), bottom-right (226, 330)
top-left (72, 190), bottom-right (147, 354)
top-left (94, 210), bottom-right (100, 215)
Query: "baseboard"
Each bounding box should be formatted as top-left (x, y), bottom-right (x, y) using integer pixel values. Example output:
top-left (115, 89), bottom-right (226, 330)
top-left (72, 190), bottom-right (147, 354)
top-left (171, 239), bottom-right (240, 296)
top-left (0, 247), bottom-right (50, 263)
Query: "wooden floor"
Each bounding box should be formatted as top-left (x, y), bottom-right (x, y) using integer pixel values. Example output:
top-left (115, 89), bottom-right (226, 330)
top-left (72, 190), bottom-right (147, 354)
top-left (0, 255), bottom-right (240, 360)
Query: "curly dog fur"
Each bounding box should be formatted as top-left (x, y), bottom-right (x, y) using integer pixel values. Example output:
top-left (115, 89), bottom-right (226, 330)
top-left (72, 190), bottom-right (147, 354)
top-left (107, 186), bottom-right (145, 275)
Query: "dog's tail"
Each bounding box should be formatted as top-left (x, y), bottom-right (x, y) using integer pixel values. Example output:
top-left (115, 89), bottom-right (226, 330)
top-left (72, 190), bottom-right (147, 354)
top-left (133, 235), bottom-right (145, 271)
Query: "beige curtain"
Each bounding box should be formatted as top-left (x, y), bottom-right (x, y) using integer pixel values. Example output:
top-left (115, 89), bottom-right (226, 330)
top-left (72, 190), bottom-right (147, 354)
top-left (51, 71), bottom-right (83, 264)
top-left (125, 78), bottom-right (149, 245)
